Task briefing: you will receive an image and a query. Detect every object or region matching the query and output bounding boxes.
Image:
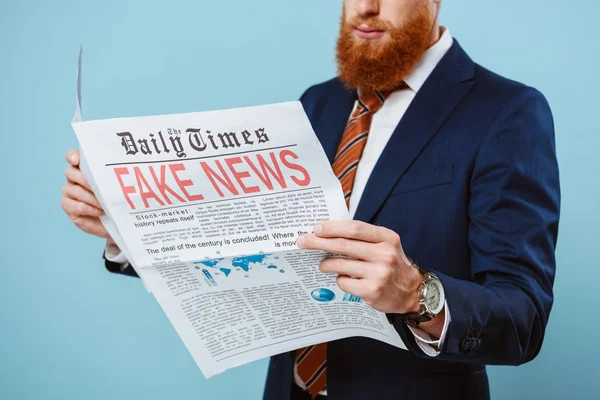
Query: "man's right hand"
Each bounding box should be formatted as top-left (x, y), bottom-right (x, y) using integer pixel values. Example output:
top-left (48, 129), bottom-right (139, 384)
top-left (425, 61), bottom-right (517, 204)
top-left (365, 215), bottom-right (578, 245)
top-left (62, 149), bottom-right (110, 239)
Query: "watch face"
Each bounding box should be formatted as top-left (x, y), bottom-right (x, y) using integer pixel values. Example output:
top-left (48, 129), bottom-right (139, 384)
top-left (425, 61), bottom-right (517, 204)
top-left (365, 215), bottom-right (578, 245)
top-left (425, 279), bottom-right (445, 315)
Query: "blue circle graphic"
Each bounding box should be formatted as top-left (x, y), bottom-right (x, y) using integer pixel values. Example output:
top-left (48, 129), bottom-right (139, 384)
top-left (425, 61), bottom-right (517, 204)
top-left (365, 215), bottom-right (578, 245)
top-left (310, 288), bottom-right (336, 302)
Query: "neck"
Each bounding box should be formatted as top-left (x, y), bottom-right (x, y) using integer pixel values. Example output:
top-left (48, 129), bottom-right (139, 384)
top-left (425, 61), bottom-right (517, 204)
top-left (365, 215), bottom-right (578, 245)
top-left (428, 25), bottom-right (442, 48)
top-left (428, 3), bottom-right (442, 47)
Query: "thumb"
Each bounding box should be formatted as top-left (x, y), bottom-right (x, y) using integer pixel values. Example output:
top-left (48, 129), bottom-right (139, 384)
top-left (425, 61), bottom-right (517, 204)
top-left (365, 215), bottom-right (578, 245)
top-left (66, 149), bottom-right (80, 167)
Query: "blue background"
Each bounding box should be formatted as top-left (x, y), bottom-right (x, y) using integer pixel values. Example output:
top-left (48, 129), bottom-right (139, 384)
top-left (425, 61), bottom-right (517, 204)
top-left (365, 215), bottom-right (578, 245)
top-left (1, 0), bottom-right (598, 399)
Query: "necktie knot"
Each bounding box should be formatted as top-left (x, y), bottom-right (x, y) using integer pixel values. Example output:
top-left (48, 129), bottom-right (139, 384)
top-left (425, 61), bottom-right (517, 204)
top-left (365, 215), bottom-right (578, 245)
top-left (357, 88), bottom-right (391, 116)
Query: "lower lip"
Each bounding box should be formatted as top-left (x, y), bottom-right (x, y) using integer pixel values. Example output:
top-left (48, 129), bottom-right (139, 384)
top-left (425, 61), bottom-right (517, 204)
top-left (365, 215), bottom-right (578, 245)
top-left (354, 29), bottom-right (385, 39)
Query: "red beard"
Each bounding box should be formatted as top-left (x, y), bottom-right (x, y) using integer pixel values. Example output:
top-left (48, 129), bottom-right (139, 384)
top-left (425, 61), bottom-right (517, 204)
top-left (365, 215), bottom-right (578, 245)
top-left (336, 4), bottom-right (433, 91)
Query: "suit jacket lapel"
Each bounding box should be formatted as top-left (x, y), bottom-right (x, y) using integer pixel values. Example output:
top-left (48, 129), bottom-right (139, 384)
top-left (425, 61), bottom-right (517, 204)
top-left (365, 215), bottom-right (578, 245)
top-left (313, 80), bottom-right (357, 163)
top-left (353, 40), bottom-right (478, 223)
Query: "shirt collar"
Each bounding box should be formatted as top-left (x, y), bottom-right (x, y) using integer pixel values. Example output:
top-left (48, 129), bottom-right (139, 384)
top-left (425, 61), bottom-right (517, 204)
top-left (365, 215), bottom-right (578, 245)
top-left (403, 27), bottom-right (453, 93)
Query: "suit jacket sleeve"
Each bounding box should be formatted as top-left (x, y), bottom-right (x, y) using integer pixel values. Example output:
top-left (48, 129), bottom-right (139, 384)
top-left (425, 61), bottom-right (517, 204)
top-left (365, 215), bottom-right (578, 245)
top-left (104, 252), bottom-right (139, 278)
top-left (396, 87), bottom-right (560, 365)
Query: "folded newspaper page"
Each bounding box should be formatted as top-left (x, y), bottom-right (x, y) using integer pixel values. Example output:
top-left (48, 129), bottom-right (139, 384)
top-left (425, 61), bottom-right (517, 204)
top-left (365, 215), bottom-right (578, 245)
top-left (72, 55), bottom-right (405, 378)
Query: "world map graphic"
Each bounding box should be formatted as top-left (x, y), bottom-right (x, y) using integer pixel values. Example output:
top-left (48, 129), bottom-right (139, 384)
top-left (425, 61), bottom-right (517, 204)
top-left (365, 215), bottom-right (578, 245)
top-left (194, 254), bottom-right (278, 278)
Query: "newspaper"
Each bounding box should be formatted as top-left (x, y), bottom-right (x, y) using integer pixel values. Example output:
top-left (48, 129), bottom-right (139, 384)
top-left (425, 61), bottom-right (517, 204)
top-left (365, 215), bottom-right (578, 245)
top-left (72, 52), bottom-right (405, 378)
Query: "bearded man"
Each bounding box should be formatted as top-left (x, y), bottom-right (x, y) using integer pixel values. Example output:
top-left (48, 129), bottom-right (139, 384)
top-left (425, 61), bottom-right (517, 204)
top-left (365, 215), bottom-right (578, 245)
top-left (62, 0), bottom-right (560, 399)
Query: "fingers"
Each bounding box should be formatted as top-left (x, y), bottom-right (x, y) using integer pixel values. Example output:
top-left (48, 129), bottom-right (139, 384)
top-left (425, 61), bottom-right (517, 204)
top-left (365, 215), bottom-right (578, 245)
top-left (63, 149), bottom-right (108, 239)
top-left (319, 257), bottom-right (369, 278)
top-left (65, 165), bottom-right (92, 191)
top-left (69, 215), bottom-right (109, 238)
top-left (297, 234), bottom-right (379, 260)
top-left (63, 183), bottom-right (103, 211)
top-left (62, 196), bottom-right (104, 218)
top-left (314, 220), bottom-right (399, 244)
top-left (66, 149), bottom-right (80, 166)
top-left (336, 275), bottom-right (371, 299)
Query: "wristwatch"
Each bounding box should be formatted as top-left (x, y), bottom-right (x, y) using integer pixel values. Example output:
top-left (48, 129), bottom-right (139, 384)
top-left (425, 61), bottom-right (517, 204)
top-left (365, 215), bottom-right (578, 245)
top-left (403, 265), bottom-right (445, 327)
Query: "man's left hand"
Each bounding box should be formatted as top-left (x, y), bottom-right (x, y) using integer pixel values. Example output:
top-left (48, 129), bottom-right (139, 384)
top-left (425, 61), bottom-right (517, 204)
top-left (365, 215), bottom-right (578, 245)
top-left (296, 220), bottom-right (423, 315)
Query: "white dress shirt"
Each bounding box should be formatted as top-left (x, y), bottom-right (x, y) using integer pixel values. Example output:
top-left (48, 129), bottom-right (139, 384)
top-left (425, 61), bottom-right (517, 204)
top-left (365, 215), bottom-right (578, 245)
top-left (106, 28), bottom-right (455, 391)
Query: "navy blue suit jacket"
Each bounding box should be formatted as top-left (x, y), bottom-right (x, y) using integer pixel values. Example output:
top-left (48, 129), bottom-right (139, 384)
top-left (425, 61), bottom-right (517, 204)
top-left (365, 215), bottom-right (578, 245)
top-left (106, 40), bottom-right (560, 400)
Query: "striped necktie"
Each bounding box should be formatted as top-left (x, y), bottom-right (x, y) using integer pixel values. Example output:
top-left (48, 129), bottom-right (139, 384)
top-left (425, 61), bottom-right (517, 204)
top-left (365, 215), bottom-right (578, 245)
top-left (294, 87), bottom-right (391, 397)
